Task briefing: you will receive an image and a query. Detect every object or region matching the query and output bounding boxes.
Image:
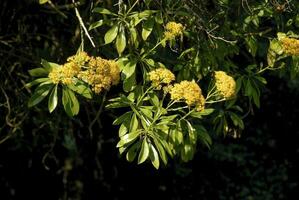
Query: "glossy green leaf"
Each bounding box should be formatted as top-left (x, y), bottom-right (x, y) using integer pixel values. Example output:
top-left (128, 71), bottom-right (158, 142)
top-left (116, 130), bottom-right (140, 148)
top-left (28, 83), bottom-right (53, 107)
top-left (153, 138), bottom-right (168, 165)
top-left (67, 81), bottom-right (92, 99)
top-left (113, 111), bottom-right (132, 125)
top-left (149, 144), bottom-right (160, 169)
top-left (48, 84), bottom-right (58, 113)
top-left (126, 141), bottom-right (140, 162)
top-left (130, 113), bottom-right (139, 132)
top-left (25, 78), bottom-right (51, 88)
top-left (104, 25), bottom-right (119, 44)
top-left (122, 60), bottom-right (136, 78)
top-left (116, 28), bottom-right (126, 55)
top-left (138, 138), bottom-right (149, 164)
top-left (62, 87), bottom-right (79, 117)
top-left (142, 17), bottom-right (154, 41)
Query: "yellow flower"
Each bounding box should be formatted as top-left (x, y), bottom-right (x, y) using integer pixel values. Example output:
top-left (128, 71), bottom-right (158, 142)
top-left (280, 37), bottom-right (299, 56)
top-left (78, 57), bottom-right (120, 94)
top-left (67, 51), bottom-right (90, 66)
top-left (164, 22), bottom-right (184, 40)
top-left (170, 80), bottom-right (205, 110)
top-left (48, 51), bottom-right (120, 92)
top-left (48, 67), bottom-right (63, 84)
top-left (148, 68), bottom-right (175, 89)
top-left (214, 71), bottom-right (236, 99)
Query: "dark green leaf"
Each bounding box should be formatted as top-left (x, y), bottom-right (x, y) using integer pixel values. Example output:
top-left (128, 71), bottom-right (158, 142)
top-left (142, 17), bottom-right (154, 41)
top-left (113, 111), bottom-right (133, 125)
top-left (28, 83), bottom-right (53, 107)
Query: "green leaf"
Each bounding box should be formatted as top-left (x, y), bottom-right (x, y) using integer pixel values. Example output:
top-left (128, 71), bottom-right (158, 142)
top-left (153, 138), bottom-right (168, 165)
top-left (122, 60), bottom-right (137, 78)
top-left (25, 78), bottom-right (51, 88)
top-left (89, 20), bottom-right (104, 30)
top-left (123, 73), bottom-right (136, 92)
top-left (138, 138), bottom-right (149, 164)
top-left (39, 0), bottom-right (49, 4)
top-left (245, 36), bottom-right (258, 56)
top-left (129, 27), bottom-right (138, 46)
top-left (229, 112), bottom-right (244, 129)
top-left (126, 141), bottom-right (140, 162)
top-left (28, 83), bottom-right (53, 107)
top-left (149, 144), bottom-right (160, 169)
top-left (41, 59), bottom-right (60, 72)
top-left (62, 87), bottom-right (80, 117)
top-left (130, 113), bottom-right (139, 132)
top-left (116, 28), bottom-right (126, 55)
top-left (116, 130), bottom-right (141, 148)
top-left (142, 17), bottom-right (154, 41)
top-left (92, 7), bottom-right (116, 16)
top-left (194, 125), bottom-right (212, 148)
top-left (28, 68), bottom-right (48, 77)
top-left (149, 92), bottom-right (159, 107)
top-left (67, 81), bottom-right (92, 99)
top-left (181, 140), bottom-right (194, 162)
top-left (48, 85), bottom-right (58, 113)
top-left (119, 123), bottom-right (128, 137)
top-left (104, 25), bottom-right (119, 44)
top-left (113, 111), bottom-right (133, 125)
top-left (185, 120), bottom-right (196, 144)
top-left (140, 107), bottom-right (153, 120)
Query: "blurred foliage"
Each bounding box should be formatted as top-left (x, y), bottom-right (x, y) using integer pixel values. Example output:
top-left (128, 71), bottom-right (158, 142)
top-left (0, 0), bottom-right (299, 199)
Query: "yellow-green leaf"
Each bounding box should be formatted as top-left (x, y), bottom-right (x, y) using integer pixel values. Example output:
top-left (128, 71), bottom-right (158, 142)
top-left (48, 84), bottom-right (58, 113)
top-left (104, 25), bottom-right (119, 44)
top-left (116, 28), bottom-right (126, 55)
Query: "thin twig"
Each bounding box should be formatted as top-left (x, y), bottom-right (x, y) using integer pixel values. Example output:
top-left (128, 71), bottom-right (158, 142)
top-left (72, 0), bottom-right (95, 48)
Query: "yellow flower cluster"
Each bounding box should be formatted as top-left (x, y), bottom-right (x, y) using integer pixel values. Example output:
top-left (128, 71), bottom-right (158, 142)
top-left (148, 68), bottom-right (175, 89)
top-left (78, 57), bottom-right (120, 94)
top-left (280, 37), bottom-right (299, 56)
top-left (214, 71), bottom-right (236, 99)
top-left (48, 52), bottom-right (120, 93)
top-left (164, 22), bottom-right (184, 40)
top-left (170, 80), bottom-right (205, 111)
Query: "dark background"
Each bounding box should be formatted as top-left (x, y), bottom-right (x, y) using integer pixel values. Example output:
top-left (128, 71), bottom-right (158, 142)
top-left (1, 1), bottom-right (299, 199)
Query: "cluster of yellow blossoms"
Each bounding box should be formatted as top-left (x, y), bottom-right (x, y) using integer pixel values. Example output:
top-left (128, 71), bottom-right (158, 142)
top-left (169, 81), bottom-right (205, 111)
top-left (280, 37), bottom-right (299, 56)
top-left (78, 57), bottom-right (120, 93)
top-left (148, 68), bottom-right (175, 89)
top-left (214, 71), bottom-right (236, 99)
top-left (164, 22), bottom-right (184, 40)
top-left (48, 52), bottom-right (120, 94)
top-left (48, 52), bottom-right (90, 85)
